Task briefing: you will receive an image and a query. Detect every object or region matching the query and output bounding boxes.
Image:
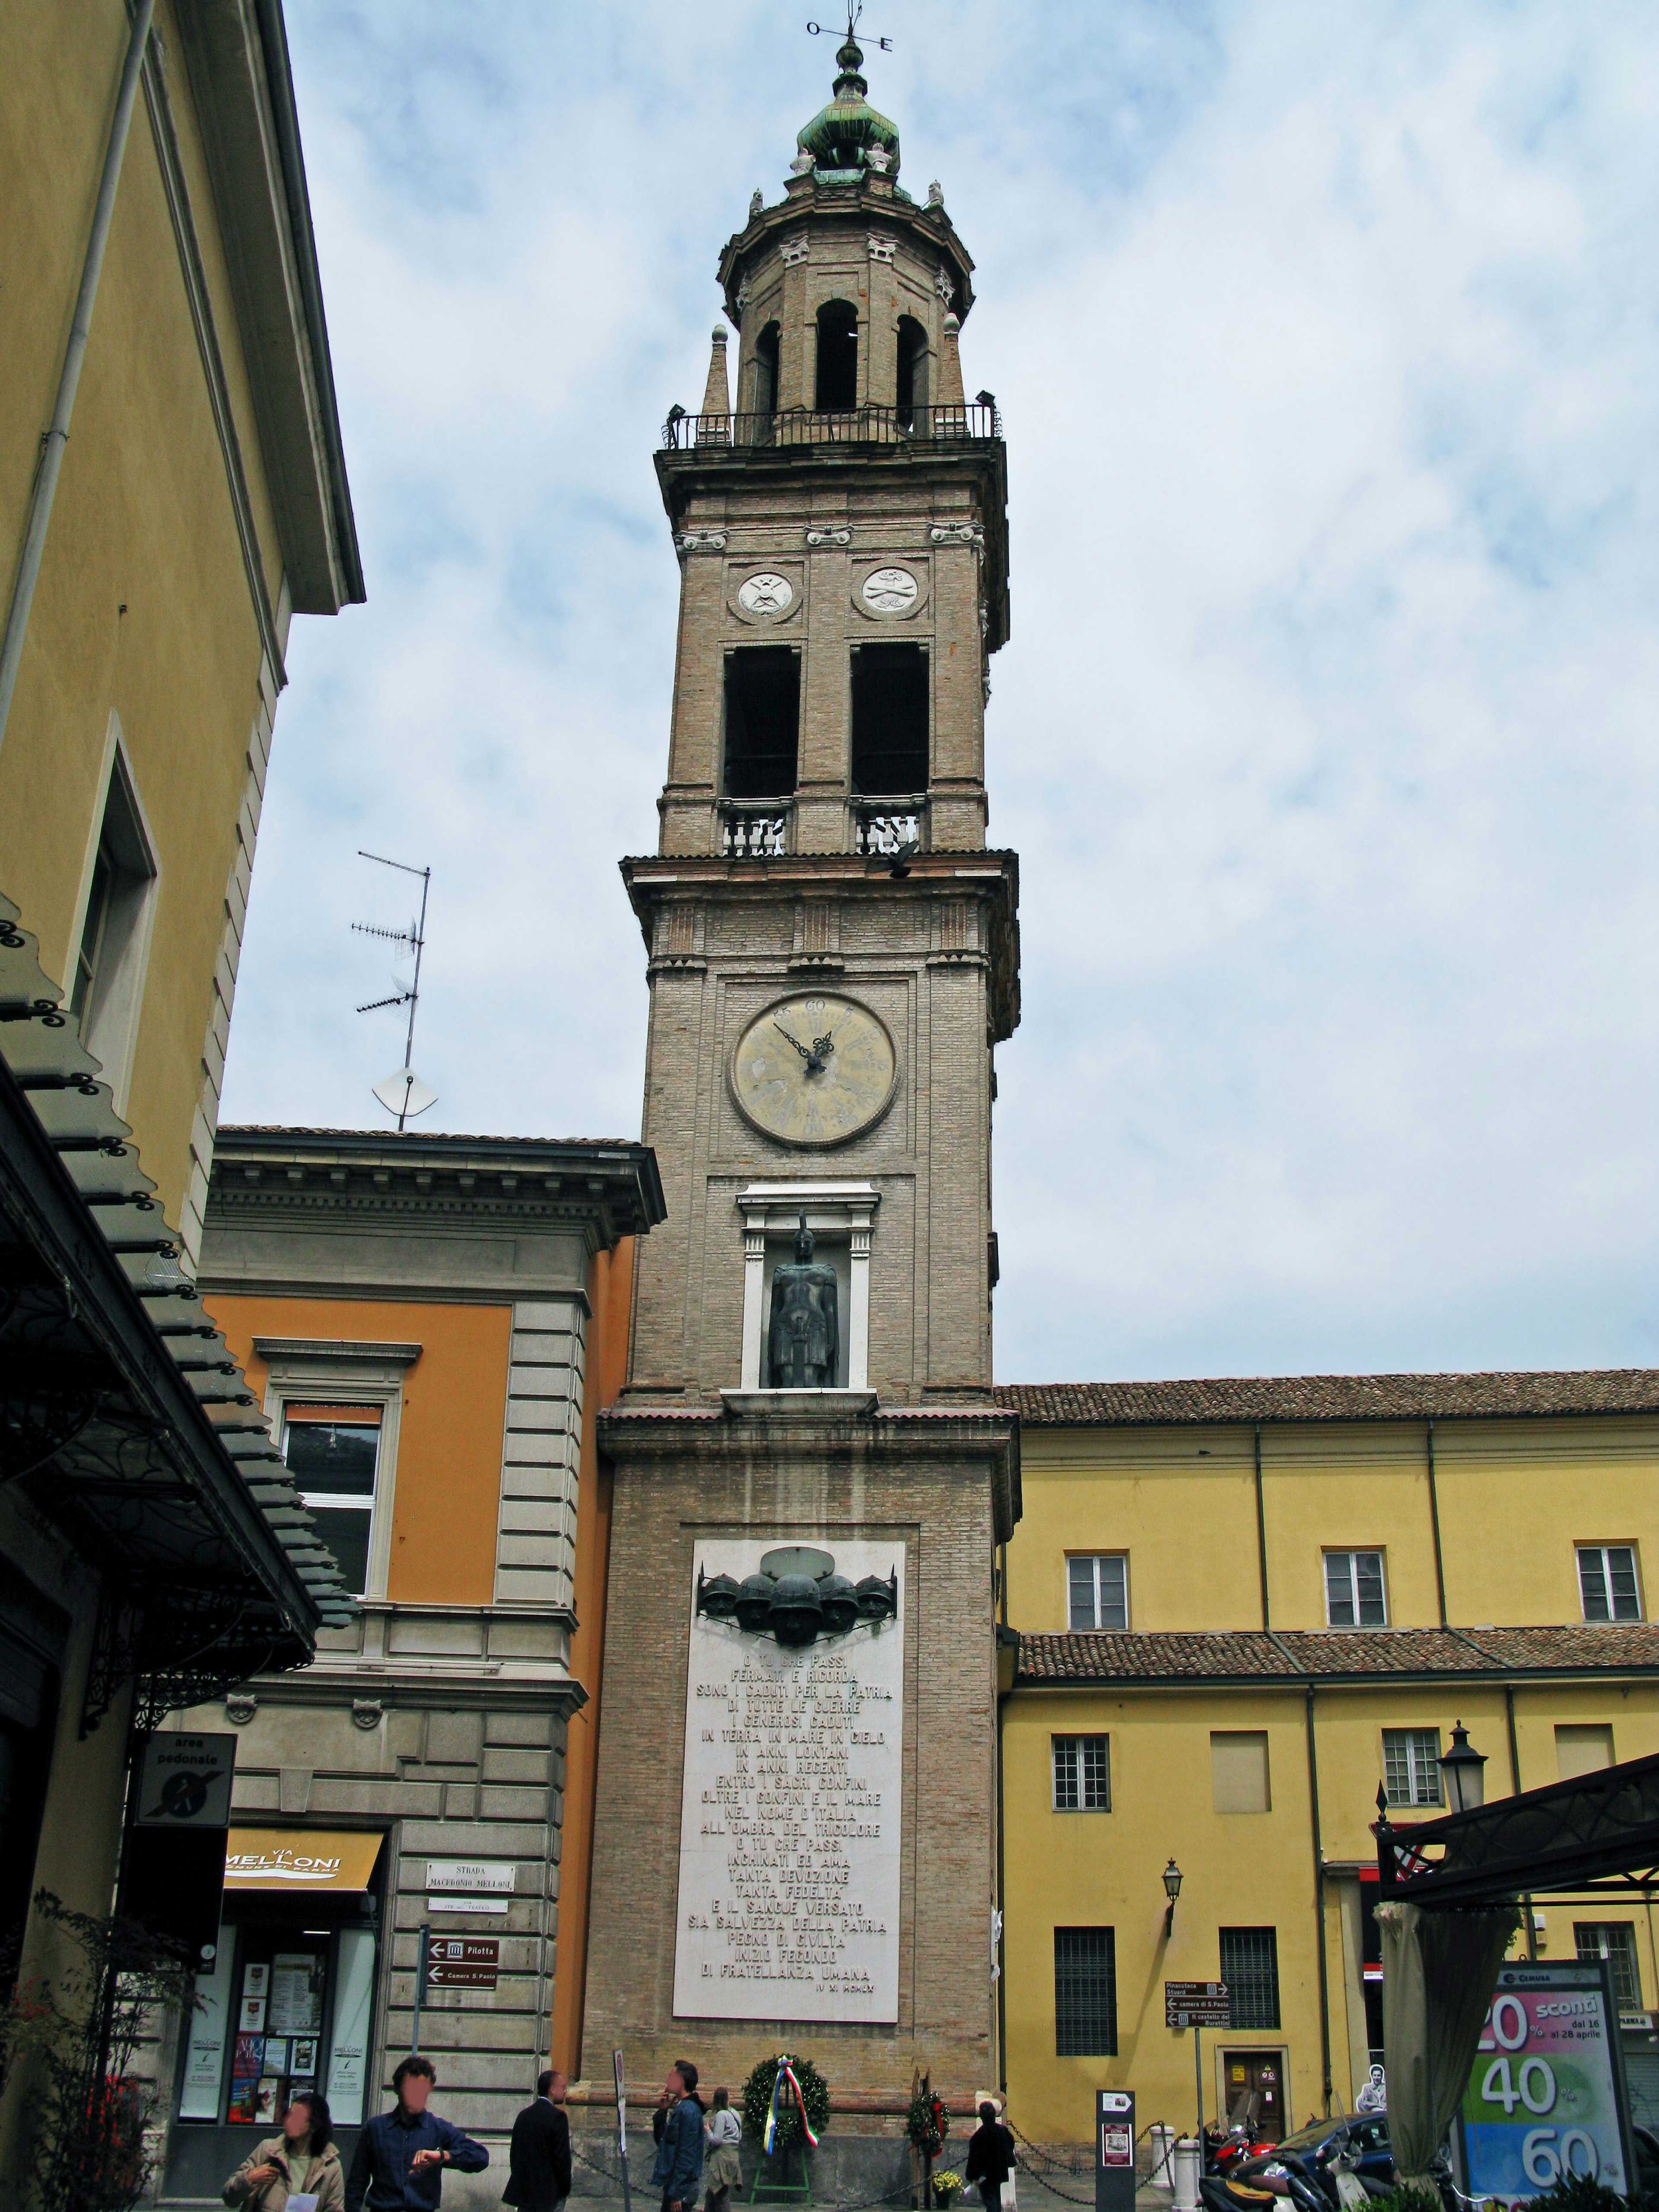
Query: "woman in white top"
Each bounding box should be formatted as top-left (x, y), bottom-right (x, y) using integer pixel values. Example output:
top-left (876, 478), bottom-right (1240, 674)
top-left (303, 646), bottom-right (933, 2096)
top-left (703, 2087), bottom-right (743, 2212)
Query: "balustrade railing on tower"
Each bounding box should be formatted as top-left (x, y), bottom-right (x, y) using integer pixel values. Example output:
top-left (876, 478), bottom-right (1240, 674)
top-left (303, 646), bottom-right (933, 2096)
top-left (662, 402), bottom-right (1001, 452)
top-left (852, 796), bottom-right (927, 858)
top-left (719, 799), bottom-right (791, 857)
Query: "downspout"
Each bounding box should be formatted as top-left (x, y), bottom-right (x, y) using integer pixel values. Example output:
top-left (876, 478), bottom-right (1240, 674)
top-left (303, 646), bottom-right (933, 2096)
top-left (1305, 1681), bottom-right (1334, 2111)
top-left (1505, 1685), bottom-right (1538, 1961)
top-left (1253, 1422), bottom-right (1270, 1628)
top-left (1425, 1420), bottom-right (1449, 1628)
top-left (996, 1666), bottom-right (1008, 2091)
top-left (0, 0), bottom-right (156, 754)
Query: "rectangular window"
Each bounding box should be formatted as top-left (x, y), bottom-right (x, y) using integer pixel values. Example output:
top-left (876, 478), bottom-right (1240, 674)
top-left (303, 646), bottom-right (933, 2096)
top-left (1211, 1732), bottom-right (1271, 1814)
top-left (1578, 1546), bottom-right (1642, 1622)
top-left (851, 642), bottom-right (929, 797)
top-left (1557, 1723), bottom-right (1615, 1781)
top-left (1068, 1555), bottom-right (1128, 1630)
top-left (1325, 1550), bottom-right (1387, 1628)
top-left (1382, 1728), bottom-right (1443, 1807)
top-left (1219, 1927), bottom-right (1281, 2030)
top-left (1054, 1927), bottom-right (1117, 2056)
top-left (70, 746), bottom-right (157, 1105)
top-left (722, 647), bottom-right (800, 799)
top-left (1575, 1923), bottom-right (1641, 2008)
top-left (1052, 1735), bottom-right (1110, 1812)
top-left (284, 1406), bottom-right (382, 1598)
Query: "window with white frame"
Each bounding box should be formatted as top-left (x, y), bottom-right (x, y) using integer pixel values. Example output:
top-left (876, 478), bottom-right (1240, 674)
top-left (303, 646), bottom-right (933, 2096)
top-left (1382, 1727), bottom-right (1443, 1808)
top-left (1577, 1546), bottom-right (1642, 1623)
top-left (283, 1406), bottom-right (382, 1598)
top-left (1574, 1923), bottom-right (1641, 2007)
top-left (1052, 1735), bottom-right (1111, 1812)
top-left (1068, 1554), bottom-right (1128, 1630)
top-left (1325, 1549), bottom-right (1387, 1628)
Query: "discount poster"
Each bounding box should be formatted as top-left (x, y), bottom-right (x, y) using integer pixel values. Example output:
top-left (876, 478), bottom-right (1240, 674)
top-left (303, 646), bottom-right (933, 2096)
top-left (1458, 1963), bottom-right (1635, 2202)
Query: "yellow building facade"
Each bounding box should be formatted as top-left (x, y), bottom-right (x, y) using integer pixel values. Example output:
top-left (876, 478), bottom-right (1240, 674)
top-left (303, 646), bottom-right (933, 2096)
top-left (994, 1375), bottom-right (1659, 2147)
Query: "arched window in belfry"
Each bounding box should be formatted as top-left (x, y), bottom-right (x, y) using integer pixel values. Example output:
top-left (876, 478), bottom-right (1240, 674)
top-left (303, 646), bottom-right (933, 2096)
top-left (815, 301), bottom-right (859, 412)
top-left (752, 323), bottom-right (780, 417)
top-left (896, 316), bottom-right (929, 429)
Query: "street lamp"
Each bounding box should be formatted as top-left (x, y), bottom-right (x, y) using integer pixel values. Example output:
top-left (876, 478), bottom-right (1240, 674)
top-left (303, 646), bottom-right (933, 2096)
top-left (1440, 1721), bottom-right (1487, 1814)
top-left (1163, 1857), bottom-right (1183, 1936)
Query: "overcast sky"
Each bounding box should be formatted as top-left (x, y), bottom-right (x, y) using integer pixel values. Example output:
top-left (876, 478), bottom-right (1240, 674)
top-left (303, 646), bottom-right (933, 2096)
top-left (222, 1), bottom-right (1659, 1385)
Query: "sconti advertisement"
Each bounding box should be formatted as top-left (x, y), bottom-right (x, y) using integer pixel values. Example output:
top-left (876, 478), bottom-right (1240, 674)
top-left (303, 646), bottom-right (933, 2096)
top-left (1458, 1963), bottom-right (1635, 2202)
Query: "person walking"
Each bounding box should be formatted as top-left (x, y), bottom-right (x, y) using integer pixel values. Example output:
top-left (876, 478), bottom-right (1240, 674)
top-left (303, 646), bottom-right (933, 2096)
top-left (504, 2069), bottom-right (572, 2212)
top-left (223, 2091), bottom-right (345, 2210)
top-left (702, 2087), bottom-right (741, 2212)
top-left (651, 2061), bottom-right (705, 2212)
top-left (344, 2055), bottom-right (489, 2212)
top-left (964, 2102), bottom-right (1016, 2212)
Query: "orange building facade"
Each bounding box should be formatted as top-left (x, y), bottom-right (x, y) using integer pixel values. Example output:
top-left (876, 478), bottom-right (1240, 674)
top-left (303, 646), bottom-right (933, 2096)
top-left (147, 1126), bottom-right (662, 2205)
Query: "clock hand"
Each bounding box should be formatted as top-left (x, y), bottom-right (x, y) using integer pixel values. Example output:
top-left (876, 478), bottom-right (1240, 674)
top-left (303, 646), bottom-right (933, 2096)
top-left (774, 1022), bottom-right (812, 1062)
top-left (811, 1030), bottom-right (836, 1059)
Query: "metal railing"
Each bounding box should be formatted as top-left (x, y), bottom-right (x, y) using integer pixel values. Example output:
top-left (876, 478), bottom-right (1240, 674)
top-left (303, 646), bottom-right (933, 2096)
top-left (663, 402), bottom-right (1001, 451)
top-left (719, 799), bottom-right (791, 857)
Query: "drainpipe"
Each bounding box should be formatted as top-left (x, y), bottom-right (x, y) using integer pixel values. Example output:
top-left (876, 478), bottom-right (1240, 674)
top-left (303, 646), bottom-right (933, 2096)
top-left (1505, 1685), bottom-right (1538, 1960)
top-left (1253, 1422), bottom-right (1270, 1629)
top-left (1304, 1681), bottom-right (1334, 2111)
top-left (1425, 1421), bottom-right (1449, 1629)
top-left (0, 0), bottom-right (155, 756)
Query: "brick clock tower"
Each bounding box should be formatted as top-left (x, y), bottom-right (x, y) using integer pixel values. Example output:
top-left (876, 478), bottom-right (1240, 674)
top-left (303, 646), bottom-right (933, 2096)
top-left (582, 37), bottom-right (1021, 2118)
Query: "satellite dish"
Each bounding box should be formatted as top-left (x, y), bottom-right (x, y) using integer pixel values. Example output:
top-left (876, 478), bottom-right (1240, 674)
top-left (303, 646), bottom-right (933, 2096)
top-left (372, 1067), bottom-right (437, 1125)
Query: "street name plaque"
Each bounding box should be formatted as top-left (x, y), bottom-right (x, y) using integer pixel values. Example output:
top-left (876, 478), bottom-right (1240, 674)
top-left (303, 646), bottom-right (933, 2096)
top-left (673, 1537), bottom-right (904, 2024)
top-left (1166, 1980), bottom-right (1231, 2028)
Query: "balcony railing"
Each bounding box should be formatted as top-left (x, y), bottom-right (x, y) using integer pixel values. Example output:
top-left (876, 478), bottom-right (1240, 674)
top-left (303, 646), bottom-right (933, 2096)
top-left (852, 796), bottom-right (926, 858)
top-left (663, 402), bottom-right (1001, 452)
top-left (720, 799), bottom-right (790, 857)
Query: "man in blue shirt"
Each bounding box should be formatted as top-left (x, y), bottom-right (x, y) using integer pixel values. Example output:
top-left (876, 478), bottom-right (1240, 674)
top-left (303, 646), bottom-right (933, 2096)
top-left (345, 2054), bottom-right (489, 2211)
top-left (651, 2061), bottom-right (705, 2212)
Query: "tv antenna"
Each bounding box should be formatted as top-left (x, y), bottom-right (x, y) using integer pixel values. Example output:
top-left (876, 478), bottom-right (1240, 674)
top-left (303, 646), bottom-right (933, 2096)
top-left (353, 849), bottom-right (436, 1130)
top-left (806, 6), bottom-right (892, 51)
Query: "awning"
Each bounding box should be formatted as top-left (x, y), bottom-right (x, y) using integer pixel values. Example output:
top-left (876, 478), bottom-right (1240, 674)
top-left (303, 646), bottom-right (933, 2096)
top-left (0, 893), bottom-right (354, 1732)
top-left (225, 1828), bottom-right (384, 1890)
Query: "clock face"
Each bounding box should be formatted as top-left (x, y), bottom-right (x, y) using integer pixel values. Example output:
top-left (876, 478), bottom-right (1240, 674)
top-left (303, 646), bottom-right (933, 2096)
top-left (731, 992), bottom-right (899, 1147)
top-left (862, 566), bottom-right (918, 614)
top-left (738, 572), bottom-right (794, 617)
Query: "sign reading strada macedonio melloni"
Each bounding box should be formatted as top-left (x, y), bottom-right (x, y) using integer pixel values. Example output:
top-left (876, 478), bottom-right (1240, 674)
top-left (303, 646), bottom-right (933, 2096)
top-left (674, 1538), bottom-right (904, 2024)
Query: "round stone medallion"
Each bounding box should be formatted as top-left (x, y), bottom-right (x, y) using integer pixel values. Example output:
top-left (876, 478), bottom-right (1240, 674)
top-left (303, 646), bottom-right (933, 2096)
top-left (861, 566), bottom-right (919, 614)
top-left (737, 572), bottom-right (793, 616)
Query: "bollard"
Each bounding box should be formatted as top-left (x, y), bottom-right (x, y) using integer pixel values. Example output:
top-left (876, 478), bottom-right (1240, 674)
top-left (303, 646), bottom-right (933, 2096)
top-left (1147, 2126), bottom-right (1176, 2193)
top-left (1171, 2138), bottom-right (1201, 2212)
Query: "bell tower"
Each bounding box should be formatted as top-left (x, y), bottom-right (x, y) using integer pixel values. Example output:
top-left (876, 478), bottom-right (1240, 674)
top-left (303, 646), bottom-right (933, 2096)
top-left (581, 36), bottom-right (1020, 2117)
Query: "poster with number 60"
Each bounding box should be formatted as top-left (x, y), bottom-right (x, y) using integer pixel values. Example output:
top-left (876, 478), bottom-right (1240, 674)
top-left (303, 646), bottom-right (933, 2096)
top-left (1457, 1962), bottom-right (1636, 2202)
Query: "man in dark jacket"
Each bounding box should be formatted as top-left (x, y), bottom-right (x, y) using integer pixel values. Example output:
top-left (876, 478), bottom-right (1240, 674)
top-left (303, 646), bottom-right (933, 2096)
top-left (964, 2101), bottom-right (1016, 2212)
top-left (345, 2055), bottom-right (489, 2212)
top-left (504, 2069), bottom-right (572, 2212)
top-left (650, 2062), bottom-right (705, 2212)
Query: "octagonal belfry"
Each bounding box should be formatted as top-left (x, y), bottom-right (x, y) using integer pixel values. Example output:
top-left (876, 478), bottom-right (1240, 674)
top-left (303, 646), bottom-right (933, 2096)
top-left (578, 36), bottom-right (1020, 2120)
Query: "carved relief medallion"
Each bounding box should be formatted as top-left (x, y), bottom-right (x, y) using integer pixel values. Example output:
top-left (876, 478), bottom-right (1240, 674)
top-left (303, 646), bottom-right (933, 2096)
top-left (861, 567), bottom-right (918, 615)
top-left (737, 572), bottom-right (794, 617)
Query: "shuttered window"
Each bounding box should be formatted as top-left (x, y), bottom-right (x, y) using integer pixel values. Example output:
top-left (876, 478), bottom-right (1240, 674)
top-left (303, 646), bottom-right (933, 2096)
top-left (1211, 1732), bottom-right (1271, 1814)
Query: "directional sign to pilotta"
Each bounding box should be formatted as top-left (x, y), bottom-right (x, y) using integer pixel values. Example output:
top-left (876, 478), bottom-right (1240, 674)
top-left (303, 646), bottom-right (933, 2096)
top-left (427, 1937), bottom-right (499, 1990)
top-left (1166, 1980), bottom-right (1231, 2028)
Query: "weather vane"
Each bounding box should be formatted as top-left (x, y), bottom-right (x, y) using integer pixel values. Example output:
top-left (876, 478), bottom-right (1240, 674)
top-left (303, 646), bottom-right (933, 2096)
top-left (352, 848), bottom-right (436, 1131)
top-left (807, 5), bottom-right (891, 51)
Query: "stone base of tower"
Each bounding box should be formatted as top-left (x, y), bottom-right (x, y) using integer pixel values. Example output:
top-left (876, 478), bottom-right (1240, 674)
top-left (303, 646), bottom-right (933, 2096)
top-left (581, 1397), bottom-right (1018, 2105)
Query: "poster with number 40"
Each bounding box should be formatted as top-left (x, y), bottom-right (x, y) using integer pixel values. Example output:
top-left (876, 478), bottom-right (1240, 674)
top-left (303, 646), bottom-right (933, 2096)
top-left (1457, 1963), bottom-right (1638, 2203)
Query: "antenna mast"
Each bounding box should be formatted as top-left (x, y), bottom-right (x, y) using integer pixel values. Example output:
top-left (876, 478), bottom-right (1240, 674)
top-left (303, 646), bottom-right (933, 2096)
top-left (353, 849), bottom-right (437, 1131)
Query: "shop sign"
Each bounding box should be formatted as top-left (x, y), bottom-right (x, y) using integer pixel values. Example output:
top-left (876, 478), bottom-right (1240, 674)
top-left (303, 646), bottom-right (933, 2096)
top-left (135, 1733), bottom-right (235, 1827)
top-left (1166, 1980), bottom-right (1231, 2028)
top-left (427, 1936), bottom-right (499, 1990)
top-left (1458, 1963), bottom-right (1637, 2202)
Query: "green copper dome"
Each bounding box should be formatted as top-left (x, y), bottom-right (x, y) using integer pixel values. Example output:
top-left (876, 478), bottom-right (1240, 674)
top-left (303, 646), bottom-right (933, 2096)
top-left (796, 38), bottom-right (900, 180)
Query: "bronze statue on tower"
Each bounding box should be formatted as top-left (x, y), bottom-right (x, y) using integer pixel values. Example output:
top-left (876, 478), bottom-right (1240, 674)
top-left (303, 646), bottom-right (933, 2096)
top-left (767, 1214), bottom-right (840, 1388)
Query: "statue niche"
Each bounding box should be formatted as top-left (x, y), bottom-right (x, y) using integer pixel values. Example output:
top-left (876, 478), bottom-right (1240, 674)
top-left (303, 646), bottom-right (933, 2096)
top-left (766, 1214), bottom-right (840, 1389)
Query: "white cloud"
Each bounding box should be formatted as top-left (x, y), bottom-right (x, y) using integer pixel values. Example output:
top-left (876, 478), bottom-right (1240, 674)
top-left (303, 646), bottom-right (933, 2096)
top-left (223, 0), bottom-right (1659, 1379)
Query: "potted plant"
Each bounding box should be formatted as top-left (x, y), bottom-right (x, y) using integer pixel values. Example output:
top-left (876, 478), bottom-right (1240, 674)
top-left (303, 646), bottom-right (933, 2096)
top-left (934, 2170), bottom-right (965, 2208)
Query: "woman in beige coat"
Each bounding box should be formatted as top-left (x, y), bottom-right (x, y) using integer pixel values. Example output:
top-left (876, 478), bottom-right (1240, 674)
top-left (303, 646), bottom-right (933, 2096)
top-left (223, 2091), bottom-right (345, 2212)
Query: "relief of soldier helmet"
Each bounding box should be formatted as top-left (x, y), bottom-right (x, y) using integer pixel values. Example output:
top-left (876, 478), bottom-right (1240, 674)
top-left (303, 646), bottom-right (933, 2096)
top-left (818, 1573), bottom-right (858, 1634)
top-left (769, 1572), bottom-right (825, 1647)
top-left (735, 1572), bottom-right (778, 1633)
top-left (854, 1570), bottom-right (898, 1622)
top-left (698, 1571), bottom-right (743, 1620)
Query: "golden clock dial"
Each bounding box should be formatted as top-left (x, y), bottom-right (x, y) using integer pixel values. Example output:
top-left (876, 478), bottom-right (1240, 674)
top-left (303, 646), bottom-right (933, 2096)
top-left (731, 992), bottom-right (898, 1147)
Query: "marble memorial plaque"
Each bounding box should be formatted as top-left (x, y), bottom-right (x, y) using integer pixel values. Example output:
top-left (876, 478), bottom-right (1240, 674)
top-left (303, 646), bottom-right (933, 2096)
top-left (673, 1538), bottom-right (903, 2023)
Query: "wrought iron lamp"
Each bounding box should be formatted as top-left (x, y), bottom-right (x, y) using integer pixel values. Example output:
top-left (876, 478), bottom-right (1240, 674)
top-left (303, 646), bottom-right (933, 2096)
top-left (1162, 1856), bottom-right (1183, 1935)
top-left (1440, 1720), bottom-right (1487, 1813)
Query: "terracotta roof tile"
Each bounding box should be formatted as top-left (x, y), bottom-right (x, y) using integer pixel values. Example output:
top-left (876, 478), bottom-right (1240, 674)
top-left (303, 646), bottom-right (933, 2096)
top-left (1016, 1625), bottom-right (1659, 1684)
top-left (994, 1372), bottom-right (1659, 1426)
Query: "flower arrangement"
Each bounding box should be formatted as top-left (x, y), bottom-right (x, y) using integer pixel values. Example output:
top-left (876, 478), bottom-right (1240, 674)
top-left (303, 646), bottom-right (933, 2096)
top-left (906, 2089), bottom-right (949, 2155)
top-left (741, 2054), bottom-right (831, 2156)
top-left (933, 2171), bottom-right (965, 2206)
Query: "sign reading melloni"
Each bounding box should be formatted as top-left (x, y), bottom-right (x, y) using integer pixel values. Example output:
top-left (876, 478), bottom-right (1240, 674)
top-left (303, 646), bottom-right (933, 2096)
top-left (673, 1537), bottom-right (904, 2024)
